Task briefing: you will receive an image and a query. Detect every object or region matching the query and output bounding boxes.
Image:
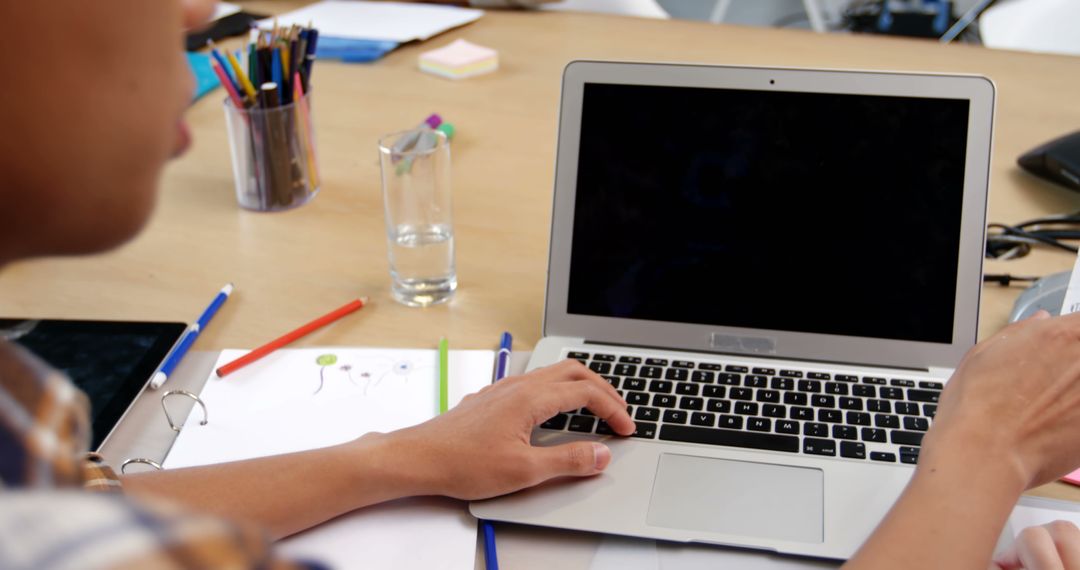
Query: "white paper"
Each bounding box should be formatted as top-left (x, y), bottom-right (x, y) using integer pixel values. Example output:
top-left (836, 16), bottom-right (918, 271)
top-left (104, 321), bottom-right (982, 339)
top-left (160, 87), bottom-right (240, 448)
top-left (260, 1), bottom-right (484, 43)
top-left (1009, 504), bottom-right (1080, 538)
top-left (1060, 252), bottom-right (1080, 315)
top-left (213, 2), bottom-right (241, 21)
top-left (163, 348), bottom-right (493, 570)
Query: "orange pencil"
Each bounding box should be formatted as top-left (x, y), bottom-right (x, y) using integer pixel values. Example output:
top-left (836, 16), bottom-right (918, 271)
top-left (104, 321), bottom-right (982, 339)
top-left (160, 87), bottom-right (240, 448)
top-left (215, 298), bottom-right (368, 378)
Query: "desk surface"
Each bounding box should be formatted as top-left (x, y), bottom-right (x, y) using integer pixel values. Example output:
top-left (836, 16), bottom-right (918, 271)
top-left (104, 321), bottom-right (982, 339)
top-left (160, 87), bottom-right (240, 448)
top-left (6, 1), bottom-right (1080, 557)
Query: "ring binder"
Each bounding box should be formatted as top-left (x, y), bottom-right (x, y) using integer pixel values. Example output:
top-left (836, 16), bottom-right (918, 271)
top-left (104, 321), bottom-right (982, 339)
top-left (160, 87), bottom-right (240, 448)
top-left (161, 389), bottom-right (208, 432)
top-left (120, 457), bottom-right (162, 474)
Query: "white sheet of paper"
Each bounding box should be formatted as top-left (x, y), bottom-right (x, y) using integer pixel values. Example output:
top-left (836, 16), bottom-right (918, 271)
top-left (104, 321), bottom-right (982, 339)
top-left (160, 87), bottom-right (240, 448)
top-left (260, 1), bottom-right (484, 43)
top-left (163, 347), bottom-right (493, 570)
top-left (1061, 252), bottom-right (1080, 315)
top-left (213, 2), bottom-right (241, 21)
top-left (1009, 504), bottom-right (1080, 537)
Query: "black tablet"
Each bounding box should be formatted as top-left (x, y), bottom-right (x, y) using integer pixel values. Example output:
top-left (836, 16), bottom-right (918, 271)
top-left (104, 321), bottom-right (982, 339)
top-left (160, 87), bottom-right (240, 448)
top-left (0, 319), bottom-right (187, 450)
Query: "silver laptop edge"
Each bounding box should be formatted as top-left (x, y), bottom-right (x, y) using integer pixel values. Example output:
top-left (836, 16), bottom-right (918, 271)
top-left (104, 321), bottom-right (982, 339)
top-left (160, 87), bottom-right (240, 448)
top-left (472, 61), bottom-right (995, 560)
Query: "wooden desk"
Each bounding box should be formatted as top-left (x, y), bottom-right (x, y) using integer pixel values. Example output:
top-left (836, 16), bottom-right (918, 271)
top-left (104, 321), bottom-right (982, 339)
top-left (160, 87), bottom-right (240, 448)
top-left (4, 4), bottom-right (1080, 560)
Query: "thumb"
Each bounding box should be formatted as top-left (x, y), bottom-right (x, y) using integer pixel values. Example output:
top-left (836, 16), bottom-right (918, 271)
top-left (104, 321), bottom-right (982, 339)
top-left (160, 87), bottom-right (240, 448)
top-left (532, 441), bottom-right (612, 480)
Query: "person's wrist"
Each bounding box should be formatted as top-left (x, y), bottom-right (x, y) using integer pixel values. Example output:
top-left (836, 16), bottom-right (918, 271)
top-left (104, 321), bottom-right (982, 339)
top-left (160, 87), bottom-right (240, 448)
top-left (343, 429), bottom-right (441, 501)
top-left (919, 420), bottom-right (1029, 493)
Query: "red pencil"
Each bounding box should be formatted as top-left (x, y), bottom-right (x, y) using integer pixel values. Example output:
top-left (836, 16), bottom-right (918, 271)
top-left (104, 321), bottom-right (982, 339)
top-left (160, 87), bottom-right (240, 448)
top-left (216, 298), bottom-right (368, 378)
top-left (210, 59), bottom-right (247, 111)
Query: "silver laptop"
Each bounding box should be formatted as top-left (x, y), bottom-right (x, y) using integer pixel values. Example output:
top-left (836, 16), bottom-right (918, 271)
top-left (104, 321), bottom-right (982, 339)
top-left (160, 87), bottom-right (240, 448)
top-left (471, 61), bottom-right (994, 560)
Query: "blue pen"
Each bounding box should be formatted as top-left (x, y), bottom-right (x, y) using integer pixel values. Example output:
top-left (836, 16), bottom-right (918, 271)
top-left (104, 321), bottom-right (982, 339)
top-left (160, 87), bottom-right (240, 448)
top-left (150, 283), bottom-right (235, 389)
top-left (271, 47), bottom-right (283, 102)
top-left (482, 331), bottom-right (512, 570)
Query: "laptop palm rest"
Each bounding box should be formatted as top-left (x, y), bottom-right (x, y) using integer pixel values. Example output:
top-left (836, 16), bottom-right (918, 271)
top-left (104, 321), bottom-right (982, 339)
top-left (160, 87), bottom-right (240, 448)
top-left (646, 454), bottom-right (825, 543)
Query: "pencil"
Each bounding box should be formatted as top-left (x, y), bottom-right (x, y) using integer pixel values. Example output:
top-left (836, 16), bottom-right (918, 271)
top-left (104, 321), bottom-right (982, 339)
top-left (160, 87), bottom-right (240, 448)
top-left (215, 298), bottom-right (368, 378)
top-left (210, 59), bottom-right (247, 110)
top-left (223, 46), bottom-right (257, 103)
top-left (439, 337), bottom-right (449, 414)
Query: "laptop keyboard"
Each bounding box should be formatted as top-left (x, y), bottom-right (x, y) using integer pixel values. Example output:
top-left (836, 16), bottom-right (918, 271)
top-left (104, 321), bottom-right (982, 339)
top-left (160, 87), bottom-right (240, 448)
top-left (538, 351), bottom-right (943, 465)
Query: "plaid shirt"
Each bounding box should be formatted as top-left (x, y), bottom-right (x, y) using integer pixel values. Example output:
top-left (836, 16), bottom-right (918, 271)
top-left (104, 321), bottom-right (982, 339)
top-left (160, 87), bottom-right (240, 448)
top-left (0, 341), bottom-right (315, 569)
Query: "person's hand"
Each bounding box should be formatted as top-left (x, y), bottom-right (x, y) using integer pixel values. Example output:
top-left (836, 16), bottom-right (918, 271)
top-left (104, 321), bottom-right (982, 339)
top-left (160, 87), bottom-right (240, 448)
top-left (991, 521), bottom-right (1080, 569)
top-left (365, 359), bottom-right (635, 500)
top-left (922, 310), bottom-right (1080, 489)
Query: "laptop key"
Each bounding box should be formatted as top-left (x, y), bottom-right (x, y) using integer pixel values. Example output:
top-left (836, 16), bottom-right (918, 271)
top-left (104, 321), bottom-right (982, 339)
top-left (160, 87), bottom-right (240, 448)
top-left (568, 416), bottom-right (596, 433)
top-left (676, 382), bottom-right (700, 396)
top-left (734, 402), bottom-right (759, 416)
top-left (725, 365), bottom-right (749, 373)
top-left (908, 389), bottom-right (941, 403)
top-left (690, 412), bottom-right (716, 427)
top-left (807, 372), bottom-right (831, 380)
top-left (833, 425), bottom-right (857, 440)
top-left (863, 377), bottom-right (887, 385)
top-left (784, 392), bottom-right (808, 406)
top-left (626, 391), bottom-right (649, 405)
top-left (702, 385), bottom-right (726, 399)
top-left (698, 363), bottom-right (724, 371)
top-left (745, 375), bottom-right (767, 388)
top-left (567, 351), bottom-right (590, 360)
top-left (846, 411), bottom-right (871, 426)
top-left (870, 452), bottom-right (896, 462)
top-left (818, 409), bottom-right (843, 423)
top-left (861, 427), bottom-right (886, 442)
top-left (853, 385), bottom-right (876, 398)
top-left (631, 422), bottom-right (658, 439)
top-left (779, 369), bottom-right (803, 378)
top-left (679, 397), bottom-right (704, 411)
top-left (839, 397), bottom-right (863, 410)
top-left (798, 380), bottom-right (822, 393)
top-left (672, 360), bottom-right (695, 369)
top-left (614, 364), bottom-right (637, 376)
top-left (890, 379), bottom-right (915, 387)
top-left (825, 382), bottom-right (849, 395)
top-left (589, 362), bottom-right (612, 374)
top-left (804, 422), bottom-right (828, 437)
top-left (900, 449), bottom-right (920, 464)
top-left (593, 354), bottom-right (616, 362)
top-left (903, 417), bottom-right (930, 432)
top-left (803, 438), bottom-right (836, 456)
top-left (752, 367), bottom-right (776, 375)
top-left (776, 420), bottom-right (799, 434)
top-left (879, 387), bottom-right (904, 400)
top-left (578, 407), bottom-right (595, 416)
top-left (756, 389), bottom-right (780, 403)
top-left (618, 356), bottom-right (642, 364)
top-left (691, 371), bottom-right (715, 383)
top-left (595, 420), bottom-right (615, 435)
top-left (771, 377), bottom-right (795, 391)
top-left (649, 380), bottom-right (673, 393)
top-left (602, 376), bottom-right (620, 389)
top-left (659, 425), bottom-right (799, 453)
top-left (730, 388), bottom-right (753, 400)
top-left (718, 415), bottom-right (743, 429)
top-left (663, 410), bottom-right (688, 424)
top-left (717, 373), bottom-right (741, 386)
top-left (706, 399), bottom-right (732, 413)
top-left (652, 394), bottom-right (677, 408)
top-left (540, 413), bottom-right (569, 430)
top-left (645, 358), bottom-right (668, 366)
top-left (763, 404), bottom-right (786, 418)
top-left (867, 400), bottom-right (892, 413)
top-left (840, 441), bottom-right (866, 459)
top-left (919, 381), bottom-right (944, 390)
top-left (624, 378), bottom-right (647, 391)
top-left (895, 402), bottom-right (919, 415)
top-left (640, 366), bottom-right (663, 378)
top-left (811, 395), bottom-right (836, 408)
top-left (791, 407), bottom-right (814, 421)
top-left (891, 430), bottom-right (925, 446)
top-left (635, 407), bottom-right (660, 422)
top-left (665, 368), bottom-right (689, 381)
top-left (923, 404), bottom-right (937, 418)
top-left (875, 414), bottom-right (900, 428)
top-left (747, 417), bottom-right (772, 432)
top-left (835, 374), bottom-right (858, 382)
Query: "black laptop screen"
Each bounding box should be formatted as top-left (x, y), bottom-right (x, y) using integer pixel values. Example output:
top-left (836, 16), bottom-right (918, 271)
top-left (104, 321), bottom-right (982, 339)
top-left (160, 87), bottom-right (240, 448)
top-left (567, 82), bottom-right (970, 344)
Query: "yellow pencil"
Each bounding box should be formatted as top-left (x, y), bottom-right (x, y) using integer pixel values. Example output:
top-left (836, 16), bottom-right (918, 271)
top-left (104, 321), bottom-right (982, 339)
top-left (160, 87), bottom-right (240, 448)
top-left (225, 49), bottom-right (257, 102)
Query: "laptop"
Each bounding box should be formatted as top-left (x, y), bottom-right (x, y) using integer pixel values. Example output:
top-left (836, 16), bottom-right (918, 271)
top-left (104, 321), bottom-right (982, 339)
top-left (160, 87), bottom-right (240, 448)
top-left (470, 61), bottom-right (995, 559)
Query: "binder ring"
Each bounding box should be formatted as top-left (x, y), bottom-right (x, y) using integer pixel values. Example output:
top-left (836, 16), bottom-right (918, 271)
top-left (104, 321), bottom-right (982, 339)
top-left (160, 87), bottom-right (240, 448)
top-left (161, 390), bottom-right (208, 432)
top-left (120, 457), bottom-right (163, 474)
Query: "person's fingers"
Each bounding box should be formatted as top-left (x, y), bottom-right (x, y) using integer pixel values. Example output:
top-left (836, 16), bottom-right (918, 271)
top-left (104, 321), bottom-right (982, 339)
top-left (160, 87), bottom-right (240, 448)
top-left (535, 380), bottom-right (635, 435)
top-left (529, 440), bottom-right (612, 480)
top-left (534, 360), bottom-right (628, 406)
top-left (1045, 520), bottom-right (1080, 568)
top-left (1015, 525), bottom-right (1066, 570)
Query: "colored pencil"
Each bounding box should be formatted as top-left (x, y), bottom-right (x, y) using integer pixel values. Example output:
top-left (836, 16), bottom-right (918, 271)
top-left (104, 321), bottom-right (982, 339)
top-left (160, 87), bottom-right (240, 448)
top-left (210, 60), bottom-right (247, 110)
top-left (439, 337), bottom-right (449, 414)
top-left (215, 298), bottom-right (368, 378)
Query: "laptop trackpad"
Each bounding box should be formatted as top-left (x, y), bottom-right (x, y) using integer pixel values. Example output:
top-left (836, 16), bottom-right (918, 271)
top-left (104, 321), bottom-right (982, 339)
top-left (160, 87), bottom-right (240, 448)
top-left (646, 454), bottom-right (824, 543)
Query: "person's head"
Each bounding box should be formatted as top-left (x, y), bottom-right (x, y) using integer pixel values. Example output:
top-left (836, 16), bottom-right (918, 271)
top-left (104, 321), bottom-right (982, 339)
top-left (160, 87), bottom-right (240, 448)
top-left (0, 0), bottom-right (216, 264)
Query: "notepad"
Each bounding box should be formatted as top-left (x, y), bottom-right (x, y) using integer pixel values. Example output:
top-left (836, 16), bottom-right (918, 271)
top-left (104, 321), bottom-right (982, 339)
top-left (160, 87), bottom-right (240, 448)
top-left (261, 1), bottom-right (484, 43)
top-left (163, 347), bottom-right (493, 569)
top-left (420, 39), bottom-right (499, 80)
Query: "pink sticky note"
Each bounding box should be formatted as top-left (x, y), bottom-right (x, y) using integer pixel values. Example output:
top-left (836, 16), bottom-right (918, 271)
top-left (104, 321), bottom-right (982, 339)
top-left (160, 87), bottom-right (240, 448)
top-left (1063, 468), bottom-right (1080, 486)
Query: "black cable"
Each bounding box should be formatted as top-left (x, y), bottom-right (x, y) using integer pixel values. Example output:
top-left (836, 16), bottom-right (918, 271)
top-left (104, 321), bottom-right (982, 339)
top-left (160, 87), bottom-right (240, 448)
top-left (983, 273), bottom-right (1040, 286)
top-left (985, 211), bottom-right (1080, 259)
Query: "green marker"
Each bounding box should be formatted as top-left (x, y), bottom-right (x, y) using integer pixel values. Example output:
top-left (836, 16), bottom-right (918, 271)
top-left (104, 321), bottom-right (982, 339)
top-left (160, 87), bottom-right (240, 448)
top-left (439, 337), bottom-right (449, 414)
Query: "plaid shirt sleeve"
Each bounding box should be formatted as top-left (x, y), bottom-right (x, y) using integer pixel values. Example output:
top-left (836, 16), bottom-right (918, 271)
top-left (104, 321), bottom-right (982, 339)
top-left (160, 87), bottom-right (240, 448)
top-left (0, 341), bottom-right (320, 569)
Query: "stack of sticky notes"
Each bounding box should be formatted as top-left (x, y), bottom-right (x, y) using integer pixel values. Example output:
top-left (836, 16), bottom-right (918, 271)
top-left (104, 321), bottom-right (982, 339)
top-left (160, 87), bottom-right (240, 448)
top-left (419, 39), bottom-right (498, 80)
